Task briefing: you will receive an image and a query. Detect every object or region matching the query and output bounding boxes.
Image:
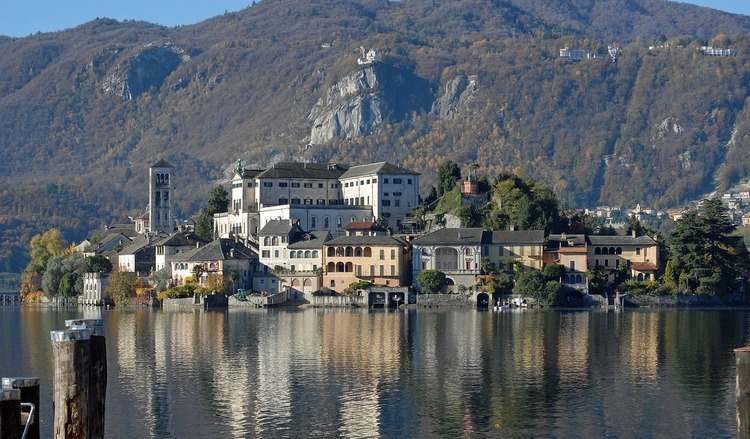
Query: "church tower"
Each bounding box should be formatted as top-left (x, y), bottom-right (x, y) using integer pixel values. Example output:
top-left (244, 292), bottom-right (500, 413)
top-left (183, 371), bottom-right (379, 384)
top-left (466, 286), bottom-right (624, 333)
top-left (149, 159), bottom-right (175, 232)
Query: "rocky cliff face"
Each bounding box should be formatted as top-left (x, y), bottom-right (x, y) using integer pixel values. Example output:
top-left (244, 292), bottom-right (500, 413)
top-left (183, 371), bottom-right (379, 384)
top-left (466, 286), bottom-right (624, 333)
top-left (99, 43), bottom-right (191, 100)
top-left (431, 74), bottom-right (478, 120)
top-left (308, 66), bottom-right (387, 145)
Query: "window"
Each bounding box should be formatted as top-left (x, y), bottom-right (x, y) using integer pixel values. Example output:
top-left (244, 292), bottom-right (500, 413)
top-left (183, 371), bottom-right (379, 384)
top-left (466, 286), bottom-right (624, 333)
top-left (383, 192), bottom-right (389, 197)
top-left (337, 217), bottom-right (343, 227)
top-left (636, 248), bottom-right (641, 255)
top-left (291, 182), bottom-right (300, 188)
top-left (384, 178), bottom-right (389, 184)
top-left (262, 250), bottom-right (270, 258)
top-left (311, 217), bottom-right (317, 229)
top-left (380, 249), bottom-right (385, 260)
top-left (291, 197), bottom-right (300, 205)
top-left (290, 252), bottom-right (296, 259)
top-left (394, 178), bottom-right (402, 184)
top-left (391, 265), bottom-right (395, 276)
top-left (304, 198), bottom-right (313, 205)
top-left (304, 183), bottom-right (313, 188)
top-left (382, 200), bottom-right (391, 206)
top-left (605, 259), bottom-right (609, 267)
top-left (393, 192), bottom-right (402, 196)
top-left (324, 216), bottom-right (330, 228)
top-left (279, 182), bottom-right (288, 188)
top-left (391, 249), bottom-right (395, 259)
top-left (263, 182), bottom-right (273, 187)
top-left (318, 183), bottom-right (324, 188)
top-left (570, 261), bottom-right (576, 271)
top-left (372, 178), bottom-right (377, 183)
top-left (274, 250), bottom-right (279, 258)
top-left (279, 196), bottom-right (288, 205)
top-left (380, 265), bottom-right (384, 276)
top-left (330, 280), bottom-right (335, 287)
top-left (408, 179), bottom-right (412, 184)
top-left (394, 200), bottom-right (400, 207)
top-left (366, 179), bottom-right (371, 184)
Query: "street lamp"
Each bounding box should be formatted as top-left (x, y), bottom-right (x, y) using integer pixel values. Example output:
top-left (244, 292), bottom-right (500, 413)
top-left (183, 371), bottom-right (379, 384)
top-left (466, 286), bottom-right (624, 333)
top-left (393, 293), bottom-right (402, 309)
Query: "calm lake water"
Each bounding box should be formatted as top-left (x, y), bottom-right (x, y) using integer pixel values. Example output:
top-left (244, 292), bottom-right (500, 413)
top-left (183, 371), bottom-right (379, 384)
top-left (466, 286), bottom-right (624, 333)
top-left (0, 306), bottom-right (747, 438)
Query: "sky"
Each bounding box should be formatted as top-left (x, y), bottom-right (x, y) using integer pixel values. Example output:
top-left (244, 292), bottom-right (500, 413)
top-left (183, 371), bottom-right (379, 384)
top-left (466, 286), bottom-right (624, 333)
top-left (0, 1), bottom-right (748, 39)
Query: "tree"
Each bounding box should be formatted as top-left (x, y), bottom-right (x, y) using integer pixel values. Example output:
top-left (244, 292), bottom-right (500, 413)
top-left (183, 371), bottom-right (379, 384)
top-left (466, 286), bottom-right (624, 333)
top-left (436, 160), bottom-right (461, 197)
top-left (58, 272), bottom-right (78, 298)
top-left (192, 264), bottom-right (205, 286)
top-left (205, 273), bottom-right (227, 293)
top-left (669, 198), bottom-right (750, 294)
top-left (542, 263), bottom-right (566, 281)
top-left (41, 255), bottom-right (65, 297)
top-left (20, 272), bottom-right (43, 301)
top-left (86, 255), bottom-right (113, 273)
top-left (514, 270), bottom-right (545, 297)
top-left (147, 267), bottom-right (172, 292)
top-left (196, 185), bottom-right (230, 240)
top-left (27, 228), bottom-right (65, 274)
top-left (418, 269), bottom-right (446, 294)
top-left (106, 272), bottom-right (136, 305)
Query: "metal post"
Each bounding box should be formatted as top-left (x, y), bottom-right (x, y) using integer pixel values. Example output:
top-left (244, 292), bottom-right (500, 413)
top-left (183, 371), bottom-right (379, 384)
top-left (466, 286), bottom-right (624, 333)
top-left (0, 388), bottom-right (21, 439)
top-left (51, 329), bottom-right (91, 439)
top-left (2, 377), bottom-right (40, 439)
top-left (65, 319), bottom-right (106, 439)
top-left (736, 346), bottom-right (750, 439)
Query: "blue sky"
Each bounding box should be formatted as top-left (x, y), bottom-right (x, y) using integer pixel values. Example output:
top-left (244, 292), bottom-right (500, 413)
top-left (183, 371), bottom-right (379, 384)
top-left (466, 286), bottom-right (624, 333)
top-left (0, 1), bottom-right (747, 38)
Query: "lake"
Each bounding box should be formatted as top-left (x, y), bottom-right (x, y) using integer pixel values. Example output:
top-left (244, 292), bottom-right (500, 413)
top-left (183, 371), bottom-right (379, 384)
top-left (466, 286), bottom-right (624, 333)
top-left (0, 306), bottom-right (747, 438)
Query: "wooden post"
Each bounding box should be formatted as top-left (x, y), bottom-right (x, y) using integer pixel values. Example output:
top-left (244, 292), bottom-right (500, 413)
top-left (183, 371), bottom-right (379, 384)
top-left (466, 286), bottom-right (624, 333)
top-left (66, 319), bottom-right (106, 439)
top-left (2, 377), bottom-right (40, 439)
top-left (736, 346), bottom-right (750, 439)
top-left (0, 388), bottom-right (21, 439)
top-left (51, 328), bottom-right (91, 439)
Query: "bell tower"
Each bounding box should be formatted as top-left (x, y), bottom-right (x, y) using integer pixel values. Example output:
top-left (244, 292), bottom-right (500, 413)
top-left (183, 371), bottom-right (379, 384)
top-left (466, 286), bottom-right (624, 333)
top-left (149, 159), bottom-right (175, 232)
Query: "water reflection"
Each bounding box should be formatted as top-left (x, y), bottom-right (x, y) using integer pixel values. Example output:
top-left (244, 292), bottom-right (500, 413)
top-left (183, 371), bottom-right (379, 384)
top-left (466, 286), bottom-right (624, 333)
top-left (0, 307), bottom-right (746, 437)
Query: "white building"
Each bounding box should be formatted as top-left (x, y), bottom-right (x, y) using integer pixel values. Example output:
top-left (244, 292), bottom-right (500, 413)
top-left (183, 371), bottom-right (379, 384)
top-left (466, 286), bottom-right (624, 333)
top-left (148, 159), bottom-right (175, 232)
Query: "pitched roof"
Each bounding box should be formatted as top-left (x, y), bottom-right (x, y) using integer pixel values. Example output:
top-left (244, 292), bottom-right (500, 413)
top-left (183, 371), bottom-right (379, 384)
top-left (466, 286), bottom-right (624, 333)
top-left (259, 219), bottom-right (303, 236)
top-left (151, 232), bottom-right (206, 247)
top-left (345, 221), bottom-right (387, 232)
top-left (411, 228), bottom-right (485, 245)
top-left (288, 231), bottom-right (331, 249)
top-left (325, 235), bottom-right (408, 247)
top-left (632, 261), bottom-right (658, 271)
top-left (256, 162), bottom-right (349, 180)
top-left (488, 230), bottom-right (545, 245)
top-left (339, 162), bottom-right (419, 179)
top-left (151, 159), bottom-right (174, 168)
top-left (171, 239), bottom-right (256, 262)
top-left (119, 232), bottom-right (168, 255)
top-left (587, 235), bottom-right (657, 246)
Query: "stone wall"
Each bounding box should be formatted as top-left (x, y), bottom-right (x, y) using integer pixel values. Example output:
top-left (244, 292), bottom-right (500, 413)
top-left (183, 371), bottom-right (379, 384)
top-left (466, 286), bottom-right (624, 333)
top-left (415, 294), bottom-right (474, 308)
top-left (624, 293), bottom-right (746, 307)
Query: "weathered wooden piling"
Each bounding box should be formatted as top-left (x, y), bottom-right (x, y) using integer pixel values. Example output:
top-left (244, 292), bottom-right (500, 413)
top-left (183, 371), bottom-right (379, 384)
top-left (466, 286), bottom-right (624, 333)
top-left (2, 377), bottom-right (40, 439)
top-left (0, 387), bottom-right (21, 439)
top-left (66, 319), bottom-right (106, 439)
top-left (736, 346), bottom-right (750, 438)
top-left (51, 328), bottom-right (91, 439)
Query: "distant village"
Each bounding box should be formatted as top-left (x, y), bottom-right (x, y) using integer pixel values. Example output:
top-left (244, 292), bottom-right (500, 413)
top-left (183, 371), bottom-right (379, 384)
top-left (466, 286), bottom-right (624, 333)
top-left (73, 158), bottom-right (691, 308)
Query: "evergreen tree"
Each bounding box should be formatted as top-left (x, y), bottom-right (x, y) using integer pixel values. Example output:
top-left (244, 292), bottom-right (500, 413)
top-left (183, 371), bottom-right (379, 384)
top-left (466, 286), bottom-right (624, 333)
top-left (668, 198), bottom-right (750, 294)
top-left (196, 185), bottom-right (230, 241)
top-left (436, 161), bottom-right (461, 197)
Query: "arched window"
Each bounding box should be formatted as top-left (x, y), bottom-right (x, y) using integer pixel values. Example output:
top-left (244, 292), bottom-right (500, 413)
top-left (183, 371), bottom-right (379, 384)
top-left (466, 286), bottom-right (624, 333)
top-left (602, 247), bottom-right (609, 255)
top-left (465, 248), bottom-right (472, 256)
top-left (279, 196), bottom-right (288, 205)
top-left (337, 217), bottom-right (343, 227)
top-left (363, 247), bottom-right (372, 257)
top-left (350, 216), bottom-right (356, 223)
top-left (595, 247), bottom-right (601, 255)
top-left (609, 247), bottom-right (616, 255)
top-left (616, 247), bottom-right (623, 255)
top-left (292, 279), bottom-right (300, 286)
top-left (317, 198), bottom-right (325, 205)
top-left (264, 237), bottom-right (271, 246)
top-left (336, 247), bottom-right (344, 257)
top-left (304, 197), bottom-right (313, 205)
top-left (324, 216), bottom-right (330, 228)
top-left (355, 247), bottom-right (363, 257)
top-left (345, 262), bottom-right (354, 272)
top-left (272, 236), bottom-right (279, 245)
top-left (303, 278), bottom-right (312, 287)
top-left (327, 262), bottom-right (336, 272)
top-left (312, 250), bottom-right (318, 258)
top-left (290, 252), bottom-right (296, 259)
top-left (327, 247), bottom-right (335, 257)
top-left (311, 216), bottom-right (317, 229)
top-left (291, 197), bottom-right (300, 205)
top-left (345, 247), bottom-right (354, 257)
top-left (304, 250), bottom-right (311, 258)
top-left (336, 262), bottom-right (345, 272)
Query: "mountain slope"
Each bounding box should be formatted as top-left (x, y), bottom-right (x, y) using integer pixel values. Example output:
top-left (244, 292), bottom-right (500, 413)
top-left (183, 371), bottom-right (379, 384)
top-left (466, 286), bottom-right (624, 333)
top-left (0, 0), bottom-right (750, 272)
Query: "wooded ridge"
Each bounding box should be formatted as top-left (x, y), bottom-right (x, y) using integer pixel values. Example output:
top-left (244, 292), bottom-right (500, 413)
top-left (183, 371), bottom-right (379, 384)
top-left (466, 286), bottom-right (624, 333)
top-left (1, 0), bottom-right (750, 273)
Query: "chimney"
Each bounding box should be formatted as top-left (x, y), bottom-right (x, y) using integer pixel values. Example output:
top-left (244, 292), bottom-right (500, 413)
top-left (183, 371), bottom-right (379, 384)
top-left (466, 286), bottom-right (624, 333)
top-left (632, 230), bottom-right (637, 238)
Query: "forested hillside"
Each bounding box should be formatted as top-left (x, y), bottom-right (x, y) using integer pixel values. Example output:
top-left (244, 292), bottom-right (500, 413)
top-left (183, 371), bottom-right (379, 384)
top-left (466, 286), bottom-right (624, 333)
top-left (1, 0), bottom-right (750, 272)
